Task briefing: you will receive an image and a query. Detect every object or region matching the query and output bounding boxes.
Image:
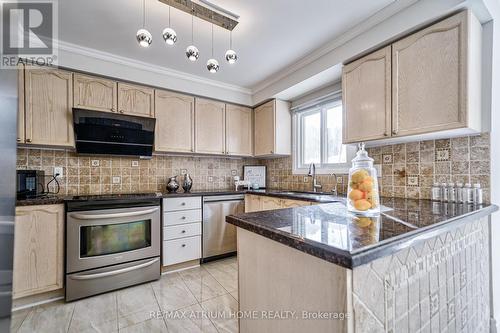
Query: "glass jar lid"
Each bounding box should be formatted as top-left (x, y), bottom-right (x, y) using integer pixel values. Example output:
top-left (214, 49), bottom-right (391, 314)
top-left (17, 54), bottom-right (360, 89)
top-left (351, 143), bottom-right (373, 165)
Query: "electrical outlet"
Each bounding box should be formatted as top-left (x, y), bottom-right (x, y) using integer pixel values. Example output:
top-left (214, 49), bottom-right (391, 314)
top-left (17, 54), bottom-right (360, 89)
top-left (112, 176), bottom-right (121, 184)
top-left (131, 161), bottom-right (139, 167)
top-left (336, 176), bottom-right (343, 184)
top-left (54, 167), bottom-right (63, 178)
top-left (91, 160), bottom-right (100, 167)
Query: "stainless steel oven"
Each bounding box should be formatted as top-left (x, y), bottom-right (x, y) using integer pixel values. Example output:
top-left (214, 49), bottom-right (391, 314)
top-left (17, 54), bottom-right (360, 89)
top-left (65, 197), bottom-right (161, 301)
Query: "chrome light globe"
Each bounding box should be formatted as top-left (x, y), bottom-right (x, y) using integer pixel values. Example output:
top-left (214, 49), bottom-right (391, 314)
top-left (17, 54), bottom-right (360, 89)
top-left (185, 45), bottom-right (199, 61)
top-left (136, 28), bottom-right (152, 47)
top-left (206, 58), bottom-right (219, 73)
top-left (225, 49), bottom-right (237, 64)
top-left (162, 27), bottom-right (177, 45)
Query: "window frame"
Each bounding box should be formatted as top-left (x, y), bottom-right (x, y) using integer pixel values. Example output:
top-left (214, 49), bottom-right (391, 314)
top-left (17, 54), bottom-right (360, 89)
top-left (292, 98), bottom-right (355, 175)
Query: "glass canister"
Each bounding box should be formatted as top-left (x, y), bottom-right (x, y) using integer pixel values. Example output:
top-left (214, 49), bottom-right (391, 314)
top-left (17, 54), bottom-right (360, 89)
top-left (347, 143), bottom-right (380, 216)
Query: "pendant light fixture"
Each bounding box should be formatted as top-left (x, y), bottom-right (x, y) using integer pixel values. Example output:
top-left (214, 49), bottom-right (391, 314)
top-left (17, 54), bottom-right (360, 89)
top-left (136, 0), bottom-right (152, 47)
top-left (206, 23), bottom-right (219, 73)
top-left (225, 30), bottom-right (237, 64)
top-left (185, 11), bottom-right (199, 61)
top-left (162, 5), bottom-right (177, 45)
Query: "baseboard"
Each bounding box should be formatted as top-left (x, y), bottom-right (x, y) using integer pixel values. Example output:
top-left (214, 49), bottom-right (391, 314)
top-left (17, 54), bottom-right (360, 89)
top-left (12, 289), bottom-right (64, 311)
top-left (161, 259), bottom-right (200, 274)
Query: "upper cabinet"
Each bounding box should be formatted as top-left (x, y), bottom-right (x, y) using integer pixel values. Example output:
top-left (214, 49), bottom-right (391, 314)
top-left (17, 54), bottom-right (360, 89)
top-left (195, 98), bottom-right (226, 155)
top-left (24, 67), bottom-right (74, 147)
top-left (118, 82), bottom-right (154, 118)
top-left (254, 99), bottom-right (291, 157)
top-left (73, 73), bottom-right (117, 113)
top-left (342, 10), bottom-right (483, 144)
top-left (343, 46), bottom-right (391, 143)
top-left (226, 104), bottom-right (253, 156)
top-left (155, 89), bottom-right (194, 153)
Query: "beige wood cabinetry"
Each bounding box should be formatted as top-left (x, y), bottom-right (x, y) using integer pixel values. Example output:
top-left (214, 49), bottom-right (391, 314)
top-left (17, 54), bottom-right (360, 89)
top-left (225, 104), bottom-right (253, 156)
top-left (342, 46), bottom-right (391, 143)
top-left (245, 194), bottom-right (262, 213)
top-left (254, 99), bottom-right (291, 157)
top-left (194, 98), bottom-right (226, 154)
top-left (154, 90), bottom-right (194, 153)
top-left (245, 194), bottom-right (312, 212)
top-left (24, 67), bottom-right (74, 147)
top-left (342, 10), bottom-right (482, 144)
top-left (118, 82), bottom-right (154, 118)
top-left (73, 73), bottom-right (117, 113)
top-left (281, 198), bottom-right (312, 208)
top-left (13, 204), bottom-right (64, 299)
top-left (392, 10), bottom-right (481, 137)
top-left (17, 65), bottom-right (25, 143)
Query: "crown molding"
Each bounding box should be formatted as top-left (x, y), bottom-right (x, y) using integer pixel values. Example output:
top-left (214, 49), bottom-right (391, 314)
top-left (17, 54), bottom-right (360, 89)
top-left (54, 39), bottom-right (252, 95)
top-left (250, 0), bottom-right (419, 95)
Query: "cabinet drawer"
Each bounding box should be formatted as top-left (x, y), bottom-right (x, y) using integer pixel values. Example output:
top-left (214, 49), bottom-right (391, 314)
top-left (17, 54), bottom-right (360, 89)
top-left (163, 222), bottom-right (201, 241)
top-left (163, 236), bottom-right (201, 266)
top-left (163, 209), bottom-right (201, 227)
top-left (163, 197), bottom-right (201, 212)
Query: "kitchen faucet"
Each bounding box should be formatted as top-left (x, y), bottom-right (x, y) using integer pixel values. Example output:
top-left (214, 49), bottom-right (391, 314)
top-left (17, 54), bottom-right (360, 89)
top-left (307, 163), bottom-right (322, 192)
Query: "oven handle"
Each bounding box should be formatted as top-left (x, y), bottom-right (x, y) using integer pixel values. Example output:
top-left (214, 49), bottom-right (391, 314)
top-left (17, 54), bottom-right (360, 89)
top-left (68, 258), bottom-right (159, 280)
top-left (69, 207), bottom-right (159, 220)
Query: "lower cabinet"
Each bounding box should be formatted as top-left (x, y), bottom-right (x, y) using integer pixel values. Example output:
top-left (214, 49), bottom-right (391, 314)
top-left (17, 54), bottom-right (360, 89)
top-left (244, 194), bottom-right (312, 213)
top-left (162, 197), bottom-right (202, 266)
top-left (13, 204), bottom-right (64, 299)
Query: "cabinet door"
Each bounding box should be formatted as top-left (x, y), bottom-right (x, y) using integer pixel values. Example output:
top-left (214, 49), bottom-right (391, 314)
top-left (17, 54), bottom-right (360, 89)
top-left (244, 195), bottom-right (262, 213)
top-left (280, 199), bottom-right (311, 208)
top-left (118, 82), bottom-right (154, 118)
top-left (254, 101), bottom-right (275, 156)
top-left (195, 98), bottom-right (225, 154)
top-left (13, 204), bottom-right (64, 299)
top-left (226, 104), bottom-right (253, 156)
top-left (260, 196), bottom-right (282, 211)
top-left (73, 73), bottom-right (117, 113)
top-left (155, 90), bottom-right (194, 153)
top-left (342, 46), bottom-right (392, 143)
top-left (17, 65), bottom-right (25, 143)
top-left (25, 68), bottom-right (74, 147)
top-left (392, 12), bottom-right (467, 137)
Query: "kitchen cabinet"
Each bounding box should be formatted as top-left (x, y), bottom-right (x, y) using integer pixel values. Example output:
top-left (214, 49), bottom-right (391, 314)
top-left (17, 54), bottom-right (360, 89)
top-left (162, 197), bottom-right (202, 266)
top-left (245, 194), bottom-right (313, 213)
top-left (73, 73), bottom-right (117, 113)
top-left (281, 198), bottom-right (312, 208)
top-left (245, 194), bottom-right (262, 213)
top-left (13, 204), bottom-right (64, 299)
top-left (154, 90), bottom-right (194, 153)
top-left (118, 82), bottom-right (154, 118)
top-left (342, 46), bottom-right (391, 143)
top-left (24, 67), bottom-right (74, 147)
top-left (342, 10), bottom-right (483, 144)
top-left (17, 65), bottom-right (25, 143)
top-left (226, 104), bottom-right (253, 156)
top-left (254, 99), bottom-right (291, 157)
top-left (195, 98), bottom-right (226, 155)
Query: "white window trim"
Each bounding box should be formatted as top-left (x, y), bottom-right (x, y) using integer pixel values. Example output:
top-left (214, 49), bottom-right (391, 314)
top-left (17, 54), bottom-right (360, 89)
top-left (292, 99), bottom-right (355, 175)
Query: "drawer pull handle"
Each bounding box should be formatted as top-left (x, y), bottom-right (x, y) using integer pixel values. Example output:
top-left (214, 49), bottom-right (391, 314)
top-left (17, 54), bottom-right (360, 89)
top-left (181, 230), bottom-right (186, 233)
top-left (182, 244), bottom-right (186, 247)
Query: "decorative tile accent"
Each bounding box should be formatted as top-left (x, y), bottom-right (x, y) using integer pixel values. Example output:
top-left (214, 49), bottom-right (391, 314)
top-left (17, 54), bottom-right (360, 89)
top-left (406, 175), bottom-right (419, 187)
top-left (435, 148), bottom-right (450, 162)
top-left (383, 153), bottom-right (393, 164)
top-left (353, 217), bottom-right (490, 333)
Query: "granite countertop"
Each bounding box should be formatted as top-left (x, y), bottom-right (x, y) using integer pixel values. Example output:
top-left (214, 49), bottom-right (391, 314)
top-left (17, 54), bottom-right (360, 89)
top-left (15, 188), bottom-right (338, 206)
top-left (226, 197), bottom-right (498, 269)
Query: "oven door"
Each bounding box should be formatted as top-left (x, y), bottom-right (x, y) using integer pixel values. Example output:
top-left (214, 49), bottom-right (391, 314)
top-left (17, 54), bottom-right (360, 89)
top-left (66, 206), bottom-right (160, 273)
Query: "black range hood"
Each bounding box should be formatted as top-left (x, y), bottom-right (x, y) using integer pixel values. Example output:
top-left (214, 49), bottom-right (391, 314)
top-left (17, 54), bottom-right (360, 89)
top-left (73, 108), bottom-right (155, 157)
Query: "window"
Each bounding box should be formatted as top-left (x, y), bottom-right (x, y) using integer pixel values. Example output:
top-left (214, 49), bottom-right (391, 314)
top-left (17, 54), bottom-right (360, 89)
top-left (293, 98), bottom-right (355, 174)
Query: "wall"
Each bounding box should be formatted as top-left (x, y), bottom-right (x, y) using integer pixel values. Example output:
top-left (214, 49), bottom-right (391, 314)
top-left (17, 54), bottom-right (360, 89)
top-left (17, 148), bottom-right (257, 195)
top-left (261, 133), bottom-right (491, 202)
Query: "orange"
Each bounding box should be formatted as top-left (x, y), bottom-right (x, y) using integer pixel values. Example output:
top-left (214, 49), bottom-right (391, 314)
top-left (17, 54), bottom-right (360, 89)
top-left (348, 189), bottom-right (364, 201)
top-left (354, 199), bottom-right (371, 211)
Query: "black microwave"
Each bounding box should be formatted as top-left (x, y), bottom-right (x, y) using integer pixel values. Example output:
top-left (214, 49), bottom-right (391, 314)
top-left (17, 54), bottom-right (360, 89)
top-left (17, 170), bottom-right (45, 199)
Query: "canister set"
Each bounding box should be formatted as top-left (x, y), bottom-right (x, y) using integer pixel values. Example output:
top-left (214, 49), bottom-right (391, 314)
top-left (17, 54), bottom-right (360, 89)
top-left (431, 182), bottom-right (483, 205)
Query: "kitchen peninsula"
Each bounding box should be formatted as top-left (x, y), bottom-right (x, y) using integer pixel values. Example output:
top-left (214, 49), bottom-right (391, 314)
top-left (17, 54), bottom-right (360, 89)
top-left (227, 195), bottom-right (498, 332)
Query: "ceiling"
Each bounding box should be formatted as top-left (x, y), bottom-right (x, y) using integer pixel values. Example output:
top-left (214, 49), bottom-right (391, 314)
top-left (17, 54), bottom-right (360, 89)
top-left (58, 0), bottom-right (397, 90)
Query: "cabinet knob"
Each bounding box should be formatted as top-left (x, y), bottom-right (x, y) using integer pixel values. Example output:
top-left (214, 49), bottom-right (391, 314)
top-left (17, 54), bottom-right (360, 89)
top-left (181, 244), bottom-right (186, 247)
top-left (181, 202), bottom-right (186, 206)
top-left (270, 150), bottom-right (274, 154)
top-left (181, 230), bottom-right (186, 233)
top-left (384, 132), bottom-right (389, 137)
top-left (17, 138), bottom-right (21, 142)
top-left (26, 138), bottom-right (32, 143)
top-left (181, 216), bottom-right (186, 219)
top-left (392, 130), bottom-right (398, 135)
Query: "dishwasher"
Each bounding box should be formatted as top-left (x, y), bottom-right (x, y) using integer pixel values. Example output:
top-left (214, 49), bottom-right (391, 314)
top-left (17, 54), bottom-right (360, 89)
top-left (202, 194), bottom-right (245, 262)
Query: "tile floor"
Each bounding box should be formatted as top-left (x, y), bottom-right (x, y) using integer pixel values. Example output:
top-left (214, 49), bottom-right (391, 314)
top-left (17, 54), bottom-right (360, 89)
top-left (10, 257), bottom-right (239, 333)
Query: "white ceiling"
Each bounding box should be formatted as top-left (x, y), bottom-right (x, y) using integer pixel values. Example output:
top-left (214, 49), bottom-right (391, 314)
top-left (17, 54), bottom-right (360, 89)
top-left (58, 0), bottom-right (396, 90)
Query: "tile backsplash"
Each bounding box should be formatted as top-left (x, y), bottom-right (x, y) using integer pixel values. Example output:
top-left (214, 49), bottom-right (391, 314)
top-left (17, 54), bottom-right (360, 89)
top-left (16, 148), bottom-right (257, 195)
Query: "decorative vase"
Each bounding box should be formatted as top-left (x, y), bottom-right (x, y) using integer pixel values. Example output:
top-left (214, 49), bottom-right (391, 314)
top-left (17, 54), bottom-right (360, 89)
top-left (166, 176), bottom-right (180, 193)
top-left (182, 173), bottom-right (193, 192)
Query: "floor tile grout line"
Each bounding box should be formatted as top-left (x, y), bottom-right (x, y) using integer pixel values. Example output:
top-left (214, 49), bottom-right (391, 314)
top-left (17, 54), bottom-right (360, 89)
top-left (179, 265), bottom-right (229, 303)
top-left (150, 282), bottom-right (171, 332)
top-left (203, 263), bottom-right (237, 295)
top-left (66, 303), bottom-right (77, 333)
